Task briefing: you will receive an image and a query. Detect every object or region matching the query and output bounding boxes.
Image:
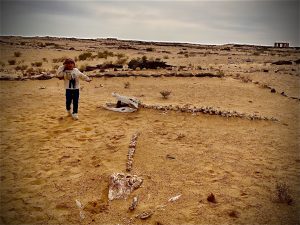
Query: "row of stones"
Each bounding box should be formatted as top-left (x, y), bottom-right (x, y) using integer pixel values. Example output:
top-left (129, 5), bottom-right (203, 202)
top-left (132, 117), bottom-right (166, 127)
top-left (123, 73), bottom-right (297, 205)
top-left (140, 103), bottom-right (278, 121)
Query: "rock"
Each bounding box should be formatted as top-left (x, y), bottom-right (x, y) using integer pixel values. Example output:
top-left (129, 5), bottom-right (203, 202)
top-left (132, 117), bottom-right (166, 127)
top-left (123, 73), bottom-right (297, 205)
top-left (108, 173), bottom-right (143, 201)
top-left (137, 211), bottom-right (153, 220)
top-left (166, 154), bottom-right (175, 160)
top-left (272, 60), bottom-right (293, 65)
top-left (228, 210), bottom-right (239, 218)
top-left (129, 196), bottom-right (138, 211)
top-left (207, 193), bottom-right (217, 203)
top-left (168, 194), bottom-right (182, 202)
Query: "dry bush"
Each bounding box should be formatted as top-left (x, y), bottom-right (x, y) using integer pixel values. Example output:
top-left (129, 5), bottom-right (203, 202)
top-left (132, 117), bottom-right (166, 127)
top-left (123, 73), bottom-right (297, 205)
top-left (42, 57), bottom-right (48, 62)
top-left (217, 70), bottom-right (225, 76)
top-left (31, 62), bottom-right (43, 67)
top-left (97, 50), bottom-right (114, 59)
top-left (15, 65), bottom-right (28, 71)
top-left (146, 47), bottom-right (155, 52)
top-left (115, 57), bottom-right (128, 65)
top-left (124, 81), bottom-right (130, 89)
top-left (14, 51), bottom-right (21, 57)
top-left (116, 53), bottom-right (125, 59)
top-left (52, 57), bottom-right (66, 63)
top-left (8, 59), bottom-right (16, 65)
top-left (160, 90), bottom-right (171, 99)
top-left (275, 182), bottom-right (293, 205)
top-left (79, 63), bottom-right (88, 72)
top-left (78, 52), bottom-right (92, 61)
top-left (52, 64), bottom-right (59, 70)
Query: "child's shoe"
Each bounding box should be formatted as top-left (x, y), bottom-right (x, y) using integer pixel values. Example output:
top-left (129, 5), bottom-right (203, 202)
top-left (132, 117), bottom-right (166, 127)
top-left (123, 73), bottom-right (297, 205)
top-left (72, 113), bottom-right (79, 120)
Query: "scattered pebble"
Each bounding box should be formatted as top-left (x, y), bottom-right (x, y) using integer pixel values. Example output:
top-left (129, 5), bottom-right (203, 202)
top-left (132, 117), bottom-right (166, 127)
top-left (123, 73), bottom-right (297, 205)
top-left (207, 193), bottom-right (217, 203)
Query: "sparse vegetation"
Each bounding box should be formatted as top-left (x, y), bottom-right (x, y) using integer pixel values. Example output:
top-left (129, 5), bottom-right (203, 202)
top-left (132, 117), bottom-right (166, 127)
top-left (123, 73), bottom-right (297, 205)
top-left (146, 47), bottom-right (155, 52)
top-left (52, 64), bottom-right (59, 70)
top-left (115, 57), bottom-right (128, 65)
top-left (15, 65), bottom-right (28, 71)
top-left (14, 51), bottom-right (21, 57)
top-left (52, 57), bottom-right (66, 63)
top-left (78, 52), bottom-right (93, 61)
top-left (275, 182), bottom-right (293, 205)
top-left (116, 53), bottom-right (125, 59)
top-left (160, 90), bottom-right (171, 99)
top-left (8, 59), bottom-right (16, 65)
top-left (217, 70), bottom-right (225, 76)
top-left (42, 57), bottom-right (48, 62)
top-left (0, 61), bottom-right (5, 67)
top-left (31, 62), bottom-right (43, 67)
top-left (128, 56), bottom-right (170, 70)
top-left (124, 81), bottom-right (130, 89)
top-left (97, 50), bottom-right (114, 59)
top-left (163, 55), bottom-right (169, 59)
top-left (79, 63), bottom-right (88, 72)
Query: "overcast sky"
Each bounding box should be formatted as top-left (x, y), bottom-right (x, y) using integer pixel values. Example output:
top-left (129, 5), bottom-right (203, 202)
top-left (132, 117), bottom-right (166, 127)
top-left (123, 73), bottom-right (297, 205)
top-left (1, 0), bottom-right (299, 46)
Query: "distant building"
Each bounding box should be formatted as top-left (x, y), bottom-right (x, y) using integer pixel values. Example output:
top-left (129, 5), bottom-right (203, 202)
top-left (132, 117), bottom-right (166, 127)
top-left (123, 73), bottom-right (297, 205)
top-left (274, 42), bottom-right (289, 48)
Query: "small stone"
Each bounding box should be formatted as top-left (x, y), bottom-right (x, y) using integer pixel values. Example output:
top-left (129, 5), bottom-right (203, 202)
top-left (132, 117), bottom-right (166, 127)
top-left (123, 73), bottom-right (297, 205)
top-left (207, 193), bottom-right (217, 203)
top-left (137, 211), bottom-right (153, 220)
top-left (166, 154), bottom-right (176, 160)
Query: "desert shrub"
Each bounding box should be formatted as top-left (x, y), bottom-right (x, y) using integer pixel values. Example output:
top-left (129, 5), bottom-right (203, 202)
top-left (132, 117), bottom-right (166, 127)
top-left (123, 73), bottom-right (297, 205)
top-left (97, 50), bottom-right (114, 59)
top-left (275, 182), bottom-right (293, 205)
top-left (42, 57), bottom-right (48, 62)
top-left (160, 90), bottom-right (171, 99)
top-left (52, 57), bottom-right (66, 63)
top-left (115, 57), bottom-right (128, 65)
top-left (52, 64), bottom-right (59, 70)
top-left (78, 52), bottom-right (92, 61)
top-left (217, 70), bottom-right (225, 76)
top-left (20, 42), bottom-right (26, 45)
top-left (0, 61), bottom-right (5, 67)
top-left (38, 42), bottom-right (46, 48)
top-left (79, 63), bottom-right (88, 72)
top-left (184, 53), bottom-right (189, 58)
top-left (45, 42), bottom-right (56, 46)
top-left (14, 51), bottom-right (21, 57)
top-left (8, 59), bottom-right (16, 65)
top-left (177, 51), bottom-right (188, 55)
top-left (222, 47), bottom-right (231, 51)
top-left (163, 55), bottom-right (169, 59)
top-left (31, 62), bottom-right (43, 67)
top-left (124, 81), bottom-right (130, 89)
top-left (116, 53), bottom-right (125, 59)
top-left (146, 47), bottom-right (155, 52)
top-left (15, 65), bottom-right (28, 71)
top-left (128, 56), bottom-right (170, 70)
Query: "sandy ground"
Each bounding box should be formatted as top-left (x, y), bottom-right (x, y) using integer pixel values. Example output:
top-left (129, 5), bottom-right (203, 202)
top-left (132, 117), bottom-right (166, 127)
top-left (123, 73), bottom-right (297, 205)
top-left (0, 36), bottom-right (300, 225)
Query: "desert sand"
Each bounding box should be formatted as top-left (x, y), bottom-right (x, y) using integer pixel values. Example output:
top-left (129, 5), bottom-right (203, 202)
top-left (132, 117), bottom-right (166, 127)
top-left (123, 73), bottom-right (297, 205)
top-left (0, 36), bottom-right (299, 225)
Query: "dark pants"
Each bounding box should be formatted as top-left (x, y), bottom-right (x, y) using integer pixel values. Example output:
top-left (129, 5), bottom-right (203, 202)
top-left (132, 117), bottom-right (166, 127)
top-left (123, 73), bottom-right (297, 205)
top-left (66, 89), bottom-right (79, 114)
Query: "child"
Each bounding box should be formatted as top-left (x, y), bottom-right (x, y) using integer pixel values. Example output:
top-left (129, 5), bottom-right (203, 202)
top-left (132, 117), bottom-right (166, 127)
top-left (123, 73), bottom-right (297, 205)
top-left (56, 58), bottom-right (91, 120)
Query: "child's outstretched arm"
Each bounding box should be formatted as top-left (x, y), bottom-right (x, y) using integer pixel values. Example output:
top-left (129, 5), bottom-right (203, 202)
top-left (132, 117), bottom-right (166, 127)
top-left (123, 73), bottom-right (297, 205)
top-left (76, 68), bottom-right (92, 82)
top-left (56, 65), bottom-right (65, 80)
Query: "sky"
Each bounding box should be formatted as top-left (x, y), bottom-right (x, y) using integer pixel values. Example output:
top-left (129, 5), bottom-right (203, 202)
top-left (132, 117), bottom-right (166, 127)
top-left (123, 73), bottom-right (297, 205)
top-left (0, 0), bottom-right (299, 46)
